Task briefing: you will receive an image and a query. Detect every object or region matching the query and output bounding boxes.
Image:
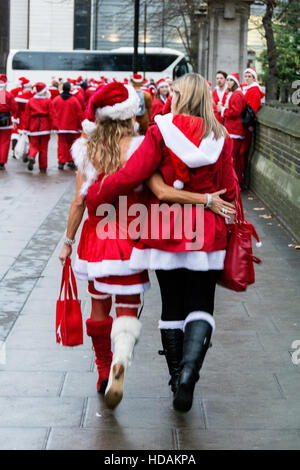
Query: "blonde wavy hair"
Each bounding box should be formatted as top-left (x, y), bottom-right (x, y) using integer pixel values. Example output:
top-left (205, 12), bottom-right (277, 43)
top-left (86, 118), bottom-right (136, 175)
top-left (172, 73), bottom-right (228, 140)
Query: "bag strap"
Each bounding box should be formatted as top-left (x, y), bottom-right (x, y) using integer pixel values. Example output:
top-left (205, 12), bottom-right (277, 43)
top-left (58, 257), bottom-right (75, 301)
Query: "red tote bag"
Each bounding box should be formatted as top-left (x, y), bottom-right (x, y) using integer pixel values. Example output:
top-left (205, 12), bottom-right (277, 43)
top-left (56, 257), bottom-right (83, 346)
top-left (219, 180), bottom-right (262, 292)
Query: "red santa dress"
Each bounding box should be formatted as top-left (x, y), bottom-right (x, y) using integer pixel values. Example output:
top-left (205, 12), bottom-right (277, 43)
top-left (71, 134), bottom-right (150, 297)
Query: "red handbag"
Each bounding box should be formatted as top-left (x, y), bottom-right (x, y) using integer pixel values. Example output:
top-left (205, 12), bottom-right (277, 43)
top-left (56, 257), bottom-right (83, 346)
top-left (219, 181), bottom-right (262, 292)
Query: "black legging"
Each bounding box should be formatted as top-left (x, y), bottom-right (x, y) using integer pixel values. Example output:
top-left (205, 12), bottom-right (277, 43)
top-left (156, 269), bottom-right (219, 322)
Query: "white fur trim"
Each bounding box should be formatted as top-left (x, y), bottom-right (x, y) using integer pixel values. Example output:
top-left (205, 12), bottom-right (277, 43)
top-left (158, 320), bottom-right (184, 330)
top-left (173, 180), bottom-right (184, 189)
top-left (15, 97), bottom-right (29, 104)
top-left (71, 137), bottom-right (98, 196)
top-left (87, 290), bottom-right (111, 300)
top-left (155, 113), bottom-right (225, 168)
top-left (227, 74), bottom-right (240, 87)
top-left (184, 311), bottom-right (216, 333)
top-left (57, 130), bottom-right (80, 134)
top-left (107, 316), bottom-right (142, 373)
top-left (129, 248), bottom-right (226, 271)
top-left (111, 316), bottom-right (142, 343)
top-left (115, 303), bottom-right (142, 308)
top-left (94, 279), bottom-right (151, 295)
top-left (256, 241), bottom-right (262, 248)
top-left (229, 134), bottom-right (244, 140)
top-left (81, 119), bottom-right (97, 136)
top-left (74, 254), bottom-right (144, 279)
top-left (11, 133), bottom-right (19, 140)
top-left (95, 85), bottom-right (139, 121)
top-left (0, 125), bottom-right (13, 130)
top-left (11, 117), bottom-right (20, 124)
top-left (244, 68), bottom-right (258, 81)
top-left (28, 131), bottom-right (51, 136)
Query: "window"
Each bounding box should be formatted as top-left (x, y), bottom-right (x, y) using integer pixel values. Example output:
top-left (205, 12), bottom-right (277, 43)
top-left (74, 0), bottom-right (91, 50)
top-left (12, 51), bottom-right (180, 72)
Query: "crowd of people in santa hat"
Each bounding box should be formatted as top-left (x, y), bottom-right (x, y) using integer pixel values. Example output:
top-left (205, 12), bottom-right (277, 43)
top-left (0, 66), bottom-right (264, 180)
top-left (0, 72), bottom-right (173, 172)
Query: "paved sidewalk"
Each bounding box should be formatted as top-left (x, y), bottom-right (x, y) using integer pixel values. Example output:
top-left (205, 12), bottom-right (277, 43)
top-left (0, 136), bottom-right (300, 450)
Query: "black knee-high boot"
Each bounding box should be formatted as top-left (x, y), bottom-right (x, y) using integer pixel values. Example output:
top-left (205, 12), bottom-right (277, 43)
top-left (160, 329), bottom-right (184, 394)
top-left (173, 320), bottom-right (213, 412)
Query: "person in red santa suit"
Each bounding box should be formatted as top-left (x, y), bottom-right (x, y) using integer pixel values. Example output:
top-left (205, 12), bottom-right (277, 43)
top-left (150, 78), bottom-right (170, 121)
top-left (0, 75), bottom-right (18, 170)
top-left (22, 82), bottom-right (53, 173)
top-left (12, 78), bottom-right (34, 161)
top-left (130, 73), bottom-right (152, 135)
top-left (217, 73), bottom-right (247, 187)
top-left (240, 67), bottom-right (266, 188)
top-left (70, 78), bottom-right (86, 112)
top-left (49, 80), bottom-right (60, 100)
top-left (86, 73), bottom-right (237, 412)
top-left (212, 70), bottom-right (228, 124)
top-left (51, 81), bottom-right (83, 170)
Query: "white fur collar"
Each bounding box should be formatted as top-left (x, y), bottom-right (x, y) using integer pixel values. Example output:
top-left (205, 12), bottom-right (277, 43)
top-left (71, 135), bottom-right (145, 196)
top-left (154, 113), bottom-right (224, 168)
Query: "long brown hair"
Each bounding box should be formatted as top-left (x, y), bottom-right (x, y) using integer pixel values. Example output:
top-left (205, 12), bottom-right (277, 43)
top-left (172, 73), bottom-right (228, 140)
top-left (86, 118), bottom-right (135, 175)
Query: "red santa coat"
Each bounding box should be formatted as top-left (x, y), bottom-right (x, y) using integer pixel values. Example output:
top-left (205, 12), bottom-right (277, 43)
top-left (22, 95), bottom-right (52, 135)
top-left (71, 87), bottom-right (86, 111)
top-left (86, 114), bottom-right (236, 271)
top-left (49, 87), bottom-right (60, 100)
top-left (212, 87), bottom-right (228, 124)
top-left (14, 90), bottom-right (34, 132)
top-left (222, 90), bottom-right (247, 138)
top-left (151, 97), bottom-right (166, 121)
top-left (242, 82), bottom-right (265, 114)
top-left (51, 94), bottom-right (83, 133)
top-left (0, 90), bottom-right (18, 130)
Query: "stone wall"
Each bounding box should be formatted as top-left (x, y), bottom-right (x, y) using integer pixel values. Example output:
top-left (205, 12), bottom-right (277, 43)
top-left (249, 105), bottom-right (300, 242)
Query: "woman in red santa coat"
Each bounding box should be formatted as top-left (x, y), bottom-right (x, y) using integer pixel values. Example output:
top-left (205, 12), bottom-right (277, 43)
top-left (0, 75), bottom-right (18, 170)
top-left (212, 70), bottom-right (228, 124)
top-left (240, 67), bottom-right (265, 187)
top-left (51, 81), bottom-right (83, 170)
top-left (13, 79), bottom-right (34, 161)
top-left (150, 78), bottom-right (170, 121)
top-left (218, 73), bottom-right (247, 187)
top-left (86, 73), bottom-right (237, 412)
top-left (22, 82), bottom-right (53, 173)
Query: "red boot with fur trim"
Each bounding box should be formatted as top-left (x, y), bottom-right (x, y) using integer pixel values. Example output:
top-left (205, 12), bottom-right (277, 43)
top-left (86, 317), bottom-right (113, 394)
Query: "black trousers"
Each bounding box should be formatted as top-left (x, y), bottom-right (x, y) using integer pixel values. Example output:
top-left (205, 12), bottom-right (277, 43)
top-left (156, 269), bottom-right (219, 322)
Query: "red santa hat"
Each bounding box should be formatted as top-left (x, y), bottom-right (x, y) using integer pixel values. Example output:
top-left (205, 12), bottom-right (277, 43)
top-left (87, 82), bottom-right (139, 121)
top-left (0, 74), bottom-right (7, 87)
top-left (227, 73), bottom-right (240, 87)
top-left (34, 82), bottom-right (48, 96)
top-left (244, 67), bottom-right (258, 81)
top-left (123, 78), bottom-right (129, 85)
top-left (156, 78), bottom-right (169, 90)
top-left (206, 80), bottom-right (212, 89)
top-left (131, 73), bottom-right (144, 84)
